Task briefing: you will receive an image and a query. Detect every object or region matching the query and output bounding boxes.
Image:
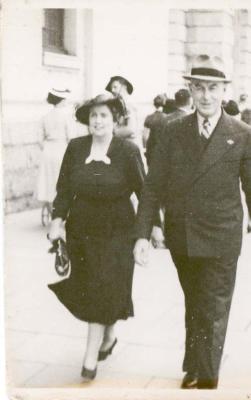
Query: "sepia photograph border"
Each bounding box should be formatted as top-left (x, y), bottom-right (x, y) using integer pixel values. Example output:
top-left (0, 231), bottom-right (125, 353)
top-left (1, 0), bottom-right (251, 399)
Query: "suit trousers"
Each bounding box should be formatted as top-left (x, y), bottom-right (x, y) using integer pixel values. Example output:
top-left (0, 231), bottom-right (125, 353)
top-left (170, 252), bottom-right (238, 381)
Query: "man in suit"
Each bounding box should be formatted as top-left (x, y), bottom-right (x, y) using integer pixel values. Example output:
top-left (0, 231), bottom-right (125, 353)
top-left (146, 90), bottom-right (192, 165)
top-left (134, 55), bottom-right (251, 389)
top-left (144, 94), bottom-right (169, 165)
top-left (166, 88), bottom-right (193, 123)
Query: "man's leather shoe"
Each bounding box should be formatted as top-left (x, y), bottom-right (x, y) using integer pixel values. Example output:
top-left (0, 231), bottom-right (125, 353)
top-left (197, 378), bottom-right (218, 389)
top-left (181, 372), bottom-right (198, 389)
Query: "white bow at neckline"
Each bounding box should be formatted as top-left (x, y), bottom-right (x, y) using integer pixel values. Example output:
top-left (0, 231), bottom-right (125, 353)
top-left (85, 154), bottom-right (111, 165)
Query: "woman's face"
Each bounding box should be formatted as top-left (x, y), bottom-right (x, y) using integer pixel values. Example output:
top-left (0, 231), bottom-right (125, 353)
top-left (89, 104), bottom-right (114, 137)
top-left (110, 80), bottom-right (123, 96)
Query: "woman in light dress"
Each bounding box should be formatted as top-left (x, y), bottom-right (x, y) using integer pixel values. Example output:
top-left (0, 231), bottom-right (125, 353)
top-left (36, 88), bottom-right (72, 214)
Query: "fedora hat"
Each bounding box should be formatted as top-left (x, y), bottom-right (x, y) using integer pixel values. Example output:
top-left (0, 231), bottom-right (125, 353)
top-left (105, 75), bottom-right (134, 95)
top-left (75, 93), bottom-right (126, 125)
top-left (183, 55), bottom-right (231, 83)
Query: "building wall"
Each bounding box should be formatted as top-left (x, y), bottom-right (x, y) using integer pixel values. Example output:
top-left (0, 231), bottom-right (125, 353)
top-left (185, 9), bottom-right (235, 99)
top-left (2, 7), bottom-right (91, 213)
top-left (2, 5), bottom-right (170, 214)
top-left (91, 5), bottom-right (169, 126)
top-left (167, 9), bottom-right (251, 100)
top-left (168, 9), bottom-right (187, 96)
top-left (2, 6), bottom-right (251, 213)
top-left (233, 10), bottom-right (251, 99)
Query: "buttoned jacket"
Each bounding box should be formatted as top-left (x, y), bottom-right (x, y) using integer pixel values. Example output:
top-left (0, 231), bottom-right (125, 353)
top-left (136, 110), bottom-right (251, 258)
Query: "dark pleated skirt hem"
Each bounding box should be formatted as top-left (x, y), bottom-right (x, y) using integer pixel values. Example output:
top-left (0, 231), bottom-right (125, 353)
top-left (48, 282), bottom-right (134, 325)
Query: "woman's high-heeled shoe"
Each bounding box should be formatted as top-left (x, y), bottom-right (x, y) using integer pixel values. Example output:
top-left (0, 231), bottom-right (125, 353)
top-left (81, 365), bottom-right (97, 381)
top-left (98, 338), bottom-right (117, 361)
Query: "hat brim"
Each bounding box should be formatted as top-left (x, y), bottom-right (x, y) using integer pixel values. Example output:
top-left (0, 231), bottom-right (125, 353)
top-left (183, 74), bottom-right (231, 83)
top-left (75, 96), bottom-right (126, 125)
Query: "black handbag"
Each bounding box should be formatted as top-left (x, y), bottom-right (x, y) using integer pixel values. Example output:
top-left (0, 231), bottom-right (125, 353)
top-left (48, 238), bottom-right (70, 276)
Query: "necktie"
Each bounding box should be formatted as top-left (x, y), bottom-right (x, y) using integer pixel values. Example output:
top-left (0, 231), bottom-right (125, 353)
top-left (201, 118), bottom-right (211, 140)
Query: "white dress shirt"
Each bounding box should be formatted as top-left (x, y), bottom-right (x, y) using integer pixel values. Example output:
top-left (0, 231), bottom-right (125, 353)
top-left (197, 108), bottom-right (222, 138)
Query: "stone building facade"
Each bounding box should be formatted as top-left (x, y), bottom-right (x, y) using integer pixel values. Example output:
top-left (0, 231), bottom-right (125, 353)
top-left (2, 6), bottom-right (251, 212)
top-left (168, 9), bottom-right (251, 98)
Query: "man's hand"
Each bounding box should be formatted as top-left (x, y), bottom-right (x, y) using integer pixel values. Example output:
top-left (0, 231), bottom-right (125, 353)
top-left (151, 226), bottom-right (165, 249)
top-left (133, 238), bottom-right (150, 267)
top-left (248, 217), bottom-right (251, 233)
top-left (48, 218), bottom-right (65, 242)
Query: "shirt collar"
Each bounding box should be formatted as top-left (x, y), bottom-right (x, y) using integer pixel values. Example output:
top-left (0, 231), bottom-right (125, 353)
top-left (197, 108), bottom-right (222, 136)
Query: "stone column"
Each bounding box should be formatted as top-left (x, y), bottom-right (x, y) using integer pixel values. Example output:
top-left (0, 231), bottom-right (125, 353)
top-left (185, 10), bottom-right (234, 97)
top-left (233, 10), bottom-right (251, 101)
top-left (167, 9), bottom-right (187, 96)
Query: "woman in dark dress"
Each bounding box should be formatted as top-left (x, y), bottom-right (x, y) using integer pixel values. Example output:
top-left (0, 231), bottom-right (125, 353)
top-left (47, 93), bottom-right (146, 381)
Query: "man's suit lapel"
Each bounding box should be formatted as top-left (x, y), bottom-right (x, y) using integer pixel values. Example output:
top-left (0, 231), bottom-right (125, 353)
top-left (177, 110), bottom-right (240, 186)
top-left (177, 112), bottom-right (202, 164)
top-left (191, 111), bottom-right (239, 185)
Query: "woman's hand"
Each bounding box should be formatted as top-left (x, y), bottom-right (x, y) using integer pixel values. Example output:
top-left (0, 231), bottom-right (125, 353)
top-left (248, 217), bottom-right (251, 233)
top-left (151, 226), bottom-right (165, 249)
top-left (48, 218), bottom-right (65, 242)
top-left (133, 238), bottom-right (150, 267)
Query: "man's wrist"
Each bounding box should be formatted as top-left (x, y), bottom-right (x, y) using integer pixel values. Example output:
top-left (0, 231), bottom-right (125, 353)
top-left (136, 238), bottom-right (149, 245)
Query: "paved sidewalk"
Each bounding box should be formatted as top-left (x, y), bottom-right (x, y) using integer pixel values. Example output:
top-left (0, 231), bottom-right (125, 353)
top-left (4, 209), bottom-right (251, 391)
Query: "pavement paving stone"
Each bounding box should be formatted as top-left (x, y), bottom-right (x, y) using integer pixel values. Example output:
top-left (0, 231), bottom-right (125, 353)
top-left (11, 333), bottom-right (89, 367)
top-left (77, 372), bottom-right (153, 389)
top-left (4, 209), bottom-right (251, 389)
top-left (6, 330), bottom-right (39, 355)
top-left (136, 315), bottom-right (185, 347)
top-left (23, 364), bottom-right (84, 388)
top-left (145, 377), bottom-right (181, 389)
top-left (7, 360), bottom-right (48, 387)
top-left (99, 342), bottom-right (183, 379)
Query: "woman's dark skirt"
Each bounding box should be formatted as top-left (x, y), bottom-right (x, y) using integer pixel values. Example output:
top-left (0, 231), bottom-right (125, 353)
top-left (48, 232), bottom-right (135, 325)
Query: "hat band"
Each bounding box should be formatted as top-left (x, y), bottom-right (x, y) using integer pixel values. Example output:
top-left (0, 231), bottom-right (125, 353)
top-left (191, 67), bottom-right (226, 79)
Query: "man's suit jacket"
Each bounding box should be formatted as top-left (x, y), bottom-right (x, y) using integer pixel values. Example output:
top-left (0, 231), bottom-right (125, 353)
top-left (146, 109), bottom-right (187, 165)
top-left (145, 111), bottom-right (168, 165)
top-left (136, 110), bottom-right (251, 258)
top-left (163, 108), bottom-right (187, 124)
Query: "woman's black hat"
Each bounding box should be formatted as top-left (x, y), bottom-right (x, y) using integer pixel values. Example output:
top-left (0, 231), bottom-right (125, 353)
top-left (75, 93), bottom-right (126, 125)
top-left (105, 76), bottom-right (133, 95)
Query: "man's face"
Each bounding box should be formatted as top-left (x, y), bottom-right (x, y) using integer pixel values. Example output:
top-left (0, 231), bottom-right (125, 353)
top-left (189, 80), bottom-right (226, 118)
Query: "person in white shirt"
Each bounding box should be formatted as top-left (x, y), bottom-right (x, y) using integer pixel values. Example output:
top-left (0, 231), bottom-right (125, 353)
top-left (36, 88), bottom-right (72, 214)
